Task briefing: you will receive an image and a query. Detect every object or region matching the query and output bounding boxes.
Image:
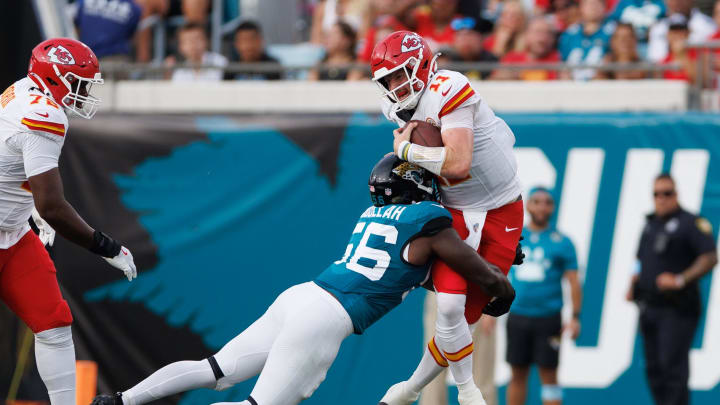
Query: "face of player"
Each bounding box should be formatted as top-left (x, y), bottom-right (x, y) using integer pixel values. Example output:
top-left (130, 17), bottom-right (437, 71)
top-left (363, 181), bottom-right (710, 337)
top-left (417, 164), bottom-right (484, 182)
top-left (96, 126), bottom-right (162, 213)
top-left (178, 28), bottom-right (208, 63)
top-left (527, 191), bottom-right (554, 228)
top-left (653, 178), bottom-right (679, 217)
top-left (385, 69), bottom-right (412, 101)
top-left (235, 29), bottom-right (264, 62)
top-left (580, 0), bottom-right (605, 24)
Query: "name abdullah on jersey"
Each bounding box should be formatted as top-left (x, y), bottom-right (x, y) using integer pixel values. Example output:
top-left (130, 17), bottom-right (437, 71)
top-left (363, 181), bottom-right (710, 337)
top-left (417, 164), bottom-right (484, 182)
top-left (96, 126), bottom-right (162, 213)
top-left (381, 70), bottom-right (522, 212)
top-left (0, 78), bottom-right (67, 247)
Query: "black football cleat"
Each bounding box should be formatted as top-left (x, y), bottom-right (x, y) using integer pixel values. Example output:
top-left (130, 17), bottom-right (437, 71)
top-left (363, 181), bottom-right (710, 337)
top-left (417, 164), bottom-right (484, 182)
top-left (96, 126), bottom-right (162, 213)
top-left (91, 392), bottom-right (123, 405)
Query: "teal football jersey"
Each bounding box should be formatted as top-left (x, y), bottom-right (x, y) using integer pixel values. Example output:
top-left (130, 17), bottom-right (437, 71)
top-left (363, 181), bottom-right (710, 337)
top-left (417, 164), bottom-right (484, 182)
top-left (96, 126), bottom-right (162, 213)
top-left (509, 227), bottom-right (578, 317)
top-left (315, 201), bottom-right (452, 334)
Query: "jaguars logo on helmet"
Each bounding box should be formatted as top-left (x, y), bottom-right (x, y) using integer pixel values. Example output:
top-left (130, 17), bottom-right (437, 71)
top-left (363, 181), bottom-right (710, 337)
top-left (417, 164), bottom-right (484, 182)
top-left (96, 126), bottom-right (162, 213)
top-left (369, 155), bottom-right (439, 207)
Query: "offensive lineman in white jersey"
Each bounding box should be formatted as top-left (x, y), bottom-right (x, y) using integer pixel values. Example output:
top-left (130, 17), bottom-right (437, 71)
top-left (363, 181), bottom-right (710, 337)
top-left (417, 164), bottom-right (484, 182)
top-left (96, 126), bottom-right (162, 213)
top-left (371, 31), bottom-right (524, 405)
top-left (0, 38), bottom-right (136, 405)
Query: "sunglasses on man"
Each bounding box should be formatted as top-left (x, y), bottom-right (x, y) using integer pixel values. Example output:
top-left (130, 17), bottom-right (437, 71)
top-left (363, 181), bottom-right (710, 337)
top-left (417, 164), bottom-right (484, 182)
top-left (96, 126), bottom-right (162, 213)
top-left (653, 190), bottom-right (675, 198)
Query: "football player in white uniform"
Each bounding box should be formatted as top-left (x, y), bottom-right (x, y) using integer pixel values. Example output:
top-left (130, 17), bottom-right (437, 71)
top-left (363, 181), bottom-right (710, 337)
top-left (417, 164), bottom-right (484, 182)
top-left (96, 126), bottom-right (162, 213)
top-left (0, 38), bottom-right (136, 405)
top-left (370, 31), bottom-right (524, 405)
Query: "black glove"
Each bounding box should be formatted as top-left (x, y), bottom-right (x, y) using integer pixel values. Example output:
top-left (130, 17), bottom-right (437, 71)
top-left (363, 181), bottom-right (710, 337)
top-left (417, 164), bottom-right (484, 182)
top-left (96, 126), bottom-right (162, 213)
top-left (513, 236), bottom-right (525, 265)
top-left (483, 294), bottom-right (515, 317)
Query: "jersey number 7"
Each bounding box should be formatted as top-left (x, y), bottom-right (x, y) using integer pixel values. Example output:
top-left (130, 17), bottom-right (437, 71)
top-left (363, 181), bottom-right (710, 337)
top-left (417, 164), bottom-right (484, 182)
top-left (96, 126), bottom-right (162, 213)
top-left (335, 222), bottom-right (398, 281)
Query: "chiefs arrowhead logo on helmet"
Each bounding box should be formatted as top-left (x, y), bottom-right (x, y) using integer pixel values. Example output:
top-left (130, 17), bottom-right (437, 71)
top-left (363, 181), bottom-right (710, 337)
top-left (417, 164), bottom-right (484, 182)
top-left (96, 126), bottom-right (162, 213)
top-left (47, 45), bottom-right (76, 65)
top-left (401, 33), bottom-right (423, 53)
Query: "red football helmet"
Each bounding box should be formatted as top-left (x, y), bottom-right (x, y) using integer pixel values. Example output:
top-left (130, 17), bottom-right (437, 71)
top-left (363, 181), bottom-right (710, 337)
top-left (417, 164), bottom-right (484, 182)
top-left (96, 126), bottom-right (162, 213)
top-left (370, 31), bottom-right (438, 113)
top-left (28, 38), bottom-right (103, 119)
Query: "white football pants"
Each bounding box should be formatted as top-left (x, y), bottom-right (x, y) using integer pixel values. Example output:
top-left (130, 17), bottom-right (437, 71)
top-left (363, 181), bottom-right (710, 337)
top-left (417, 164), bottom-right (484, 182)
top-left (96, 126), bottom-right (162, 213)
top-left (213, 281), bottom-right (353, 405)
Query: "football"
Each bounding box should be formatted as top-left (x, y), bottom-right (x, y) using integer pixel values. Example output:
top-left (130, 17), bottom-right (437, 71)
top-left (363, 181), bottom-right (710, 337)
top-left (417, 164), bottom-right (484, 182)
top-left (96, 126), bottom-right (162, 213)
top-left (405, 120), bottom-right (444, 147)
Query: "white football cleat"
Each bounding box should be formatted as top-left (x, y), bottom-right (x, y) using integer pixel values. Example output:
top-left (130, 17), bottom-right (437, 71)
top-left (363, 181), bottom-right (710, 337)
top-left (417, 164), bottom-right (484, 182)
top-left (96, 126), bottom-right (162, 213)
top-left (457, 386), bottom-right (487, 405)
top-left (378, 381), bottom-right (420, 405)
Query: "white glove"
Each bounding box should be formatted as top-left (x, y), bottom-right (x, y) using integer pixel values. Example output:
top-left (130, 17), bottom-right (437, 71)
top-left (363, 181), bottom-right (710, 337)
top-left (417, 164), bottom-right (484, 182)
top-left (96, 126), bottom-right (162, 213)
top-left (103, 246), bottom-right (137, 281)
top-left (31, 208), bottom-right (56, 246)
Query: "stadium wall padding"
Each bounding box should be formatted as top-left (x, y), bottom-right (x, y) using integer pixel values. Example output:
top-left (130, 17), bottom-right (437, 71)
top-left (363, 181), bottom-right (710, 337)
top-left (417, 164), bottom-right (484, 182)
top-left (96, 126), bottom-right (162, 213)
top-left (53, 112), bottom-right (720, 405)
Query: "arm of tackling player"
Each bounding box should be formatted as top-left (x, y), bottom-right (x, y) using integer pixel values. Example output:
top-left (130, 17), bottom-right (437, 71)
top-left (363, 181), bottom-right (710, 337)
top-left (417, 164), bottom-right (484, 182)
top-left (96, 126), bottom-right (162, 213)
top-left (428, 228), bottom-right (514, 299)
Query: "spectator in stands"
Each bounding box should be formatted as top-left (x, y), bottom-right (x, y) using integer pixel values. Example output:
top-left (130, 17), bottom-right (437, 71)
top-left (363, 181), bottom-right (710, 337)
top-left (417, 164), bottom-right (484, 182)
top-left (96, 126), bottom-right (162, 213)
top-left (493, 17), bottom-right (562, 80)
top-left (559, 0), bottom-right (617, 80)
top-left (166, 22), bottom-right (227, 82)
top-left (357, 0), bottom-right (418, 62)
top-left (483, 1), bottom-right (527, 58)
top-left (647, 0), bottom-right (716, 62)
top-left (609, 0), bottom-right (665, 50)
top-left (134, 0), bottom-right (209, 62)
top-left (546, 0), bottom-right (581, 32)
top-left (73, 0), bottom-right (142, 63)
top-left (309, 21), bottom-right (357, 80)
top-left (659, 15), bottom-right (698, 82)
top-left (447, 16), bottom-right (498, 79)
top-left (231, 20), bottom-right (282, 81)
top-left (596, 22), bottom-right (648, 79)
top-left (310, 0), bottom-right (364, 44)
top-left (413, 0), bottom-right (464, 50)
top-left (708, 0), bottom-right (720, 76)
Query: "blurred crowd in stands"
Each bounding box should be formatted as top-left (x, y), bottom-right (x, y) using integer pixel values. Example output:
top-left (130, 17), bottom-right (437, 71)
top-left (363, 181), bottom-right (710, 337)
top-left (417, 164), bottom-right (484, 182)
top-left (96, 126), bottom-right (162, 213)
top-left (67, 0), bottom-right (720, 83)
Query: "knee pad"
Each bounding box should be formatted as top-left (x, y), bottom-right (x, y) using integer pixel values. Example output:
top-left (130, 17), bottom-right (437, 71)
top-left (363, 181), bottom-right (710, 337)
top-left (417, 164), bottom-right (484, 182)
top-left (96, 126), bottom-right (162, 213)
top-left (541, 384), bottom-right (563, 402)
top-left (436, 293), bottom-right (467, 326)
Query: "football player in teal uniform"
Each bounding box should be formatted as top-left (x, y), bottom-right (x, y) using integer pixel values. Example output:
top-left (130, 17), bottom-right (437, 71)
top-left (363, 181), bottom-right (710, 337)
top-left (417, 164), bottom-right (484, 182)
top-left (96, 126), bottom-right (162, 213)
top-left (92, 156), bottom-right (515, 405)
top-left (505, 187), bottom-right (582, 405)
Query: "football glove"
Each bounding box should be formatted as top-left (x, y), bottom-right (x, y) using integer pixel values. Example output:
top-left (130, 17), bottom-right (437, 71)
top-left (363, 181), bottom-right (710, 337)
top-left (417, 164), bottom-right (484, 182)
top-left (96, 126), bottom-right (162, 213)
top-left (513, 236), bottom-right (525, 265)
top-left (483, 294), bottom-right (515, 317)
top-left (103, 246), bottom-right (137, 281)
top-left (31, 208), bottom-right (56, 246)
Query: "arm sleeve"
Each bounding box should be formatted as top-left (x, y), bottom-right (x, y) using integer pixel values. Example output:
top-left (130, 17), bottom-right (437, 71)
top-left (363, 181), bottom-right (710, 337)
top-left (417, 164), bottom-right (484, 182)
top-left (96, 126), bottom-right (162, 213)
top-left (562, 237), bottom-right (579, 272)
top-left (21, 133), bottom-right (63, 178)
top-left (440, 104), bottom-right (475, 131)
top-left (688, 216), bottom-right (716, 256)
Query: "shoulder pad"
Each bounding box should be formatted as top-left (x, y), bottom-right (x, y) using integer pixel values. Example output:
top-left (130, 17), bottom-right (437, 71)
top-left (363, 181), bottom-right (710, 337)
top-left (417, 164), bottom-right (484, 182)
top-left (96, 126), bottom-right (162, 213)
top-left (21, 98), bottom-right (67, 140)
top-left (406, 201), bottom-right (452, 225)
top-left (430, 70), bottom-right (479, 118)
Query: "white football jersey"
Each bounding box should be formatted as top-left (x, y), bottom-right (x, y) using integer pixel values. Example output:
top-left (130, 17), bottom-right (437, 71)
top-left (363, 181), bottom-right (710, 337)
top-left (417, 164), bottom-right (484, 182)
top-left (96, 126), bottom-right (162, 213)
top-left (0, 77), bottom-right (67, 247)
top-left (382, 69), bottom-right (521, 211)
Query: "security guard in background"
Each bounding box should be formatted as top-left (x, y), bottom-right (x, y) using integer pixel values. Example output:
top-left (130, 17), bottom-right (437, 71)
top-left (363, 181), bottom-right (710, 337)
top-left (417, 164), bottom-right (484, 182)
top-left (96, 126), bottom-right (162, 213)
top-left (627, 173), bottom-right (717, 405)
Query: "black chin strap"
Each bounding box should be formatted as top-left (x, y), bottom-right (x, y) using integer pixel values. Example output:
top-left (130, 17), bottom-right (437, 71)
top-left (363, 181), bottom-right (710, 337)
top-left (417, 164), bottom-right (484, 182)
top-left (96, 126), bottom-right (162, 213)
top-left (397, 108), bottom-right (416, 123)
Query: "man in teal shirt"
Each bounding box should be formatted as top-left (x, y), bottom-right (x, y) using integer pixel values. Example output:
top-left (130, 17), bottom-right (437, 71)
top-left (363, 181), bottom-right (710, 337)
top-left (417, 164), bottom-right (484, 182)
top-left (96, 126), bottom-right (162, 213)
top-left (506, 187), bottom-right (582, 405)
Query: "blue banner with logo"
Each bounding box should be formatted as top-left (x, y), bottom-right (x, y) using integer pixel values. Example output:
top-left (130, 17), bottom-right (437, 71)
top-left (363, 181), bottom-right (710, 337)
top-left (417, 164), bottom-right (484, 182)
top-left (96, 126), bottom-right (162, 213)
top-left (49, 112), bottom-right (720, 405)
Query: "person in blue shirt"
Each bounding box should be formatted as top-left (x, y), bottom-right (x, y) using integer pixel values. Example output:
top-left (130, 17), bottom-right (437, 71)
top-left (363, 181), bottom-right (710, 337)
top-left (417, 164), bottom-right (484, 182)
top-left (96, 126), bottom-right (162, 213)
top-left (91, 156), bottom-right (516, 405)
top-left (609, 0), bottom-right (666, 49)
top-left (506, 187), bottom-right (582, 405)
top-left (73, 0), bottom-right (142, 61)
top-left (559, 0), bottom-right (616, 80)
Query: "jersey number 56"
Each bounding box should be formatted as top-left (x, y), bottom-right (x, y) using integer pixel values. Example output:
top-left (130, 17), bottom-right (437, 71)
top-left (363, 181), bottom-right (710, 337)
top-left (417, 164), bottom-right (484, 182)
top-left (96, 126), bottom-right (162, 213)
top-left (335, 222), bottom-right (398, 281)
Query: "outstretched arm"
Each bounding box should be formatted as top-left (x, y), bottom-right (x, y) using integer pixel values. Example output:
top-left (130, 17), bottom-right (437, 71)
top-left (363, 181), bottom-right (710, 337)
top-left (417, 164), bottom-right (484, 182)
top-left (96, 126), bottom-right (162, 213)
top-left (29, 168), bottom-right (95, 248)
top-left (29, 168), bottom-right (137, 280)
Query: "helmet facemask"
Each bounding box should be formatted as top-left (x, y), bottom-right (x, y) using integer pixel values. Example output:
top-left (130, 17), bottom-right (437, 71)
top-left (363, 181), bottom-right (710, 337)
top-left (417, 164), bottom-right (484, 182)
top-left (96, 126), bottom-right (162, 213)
top-left (53, 65), bottom-right (103, 119)
top-left (373, 52), bottom-right (426, 114)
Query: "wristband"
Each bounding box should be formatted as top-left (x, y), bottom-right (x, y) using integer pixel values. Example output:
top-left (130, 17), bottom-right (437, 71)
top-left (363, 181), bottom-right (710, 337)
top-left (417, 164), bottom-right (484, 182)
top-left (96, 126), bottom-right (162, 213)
top-left (405, 143), bottom-right (447, 176)
top-left (89, 230), bottom-right (121, 258)
top-left (397, 140), bottom-right (411, 161)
